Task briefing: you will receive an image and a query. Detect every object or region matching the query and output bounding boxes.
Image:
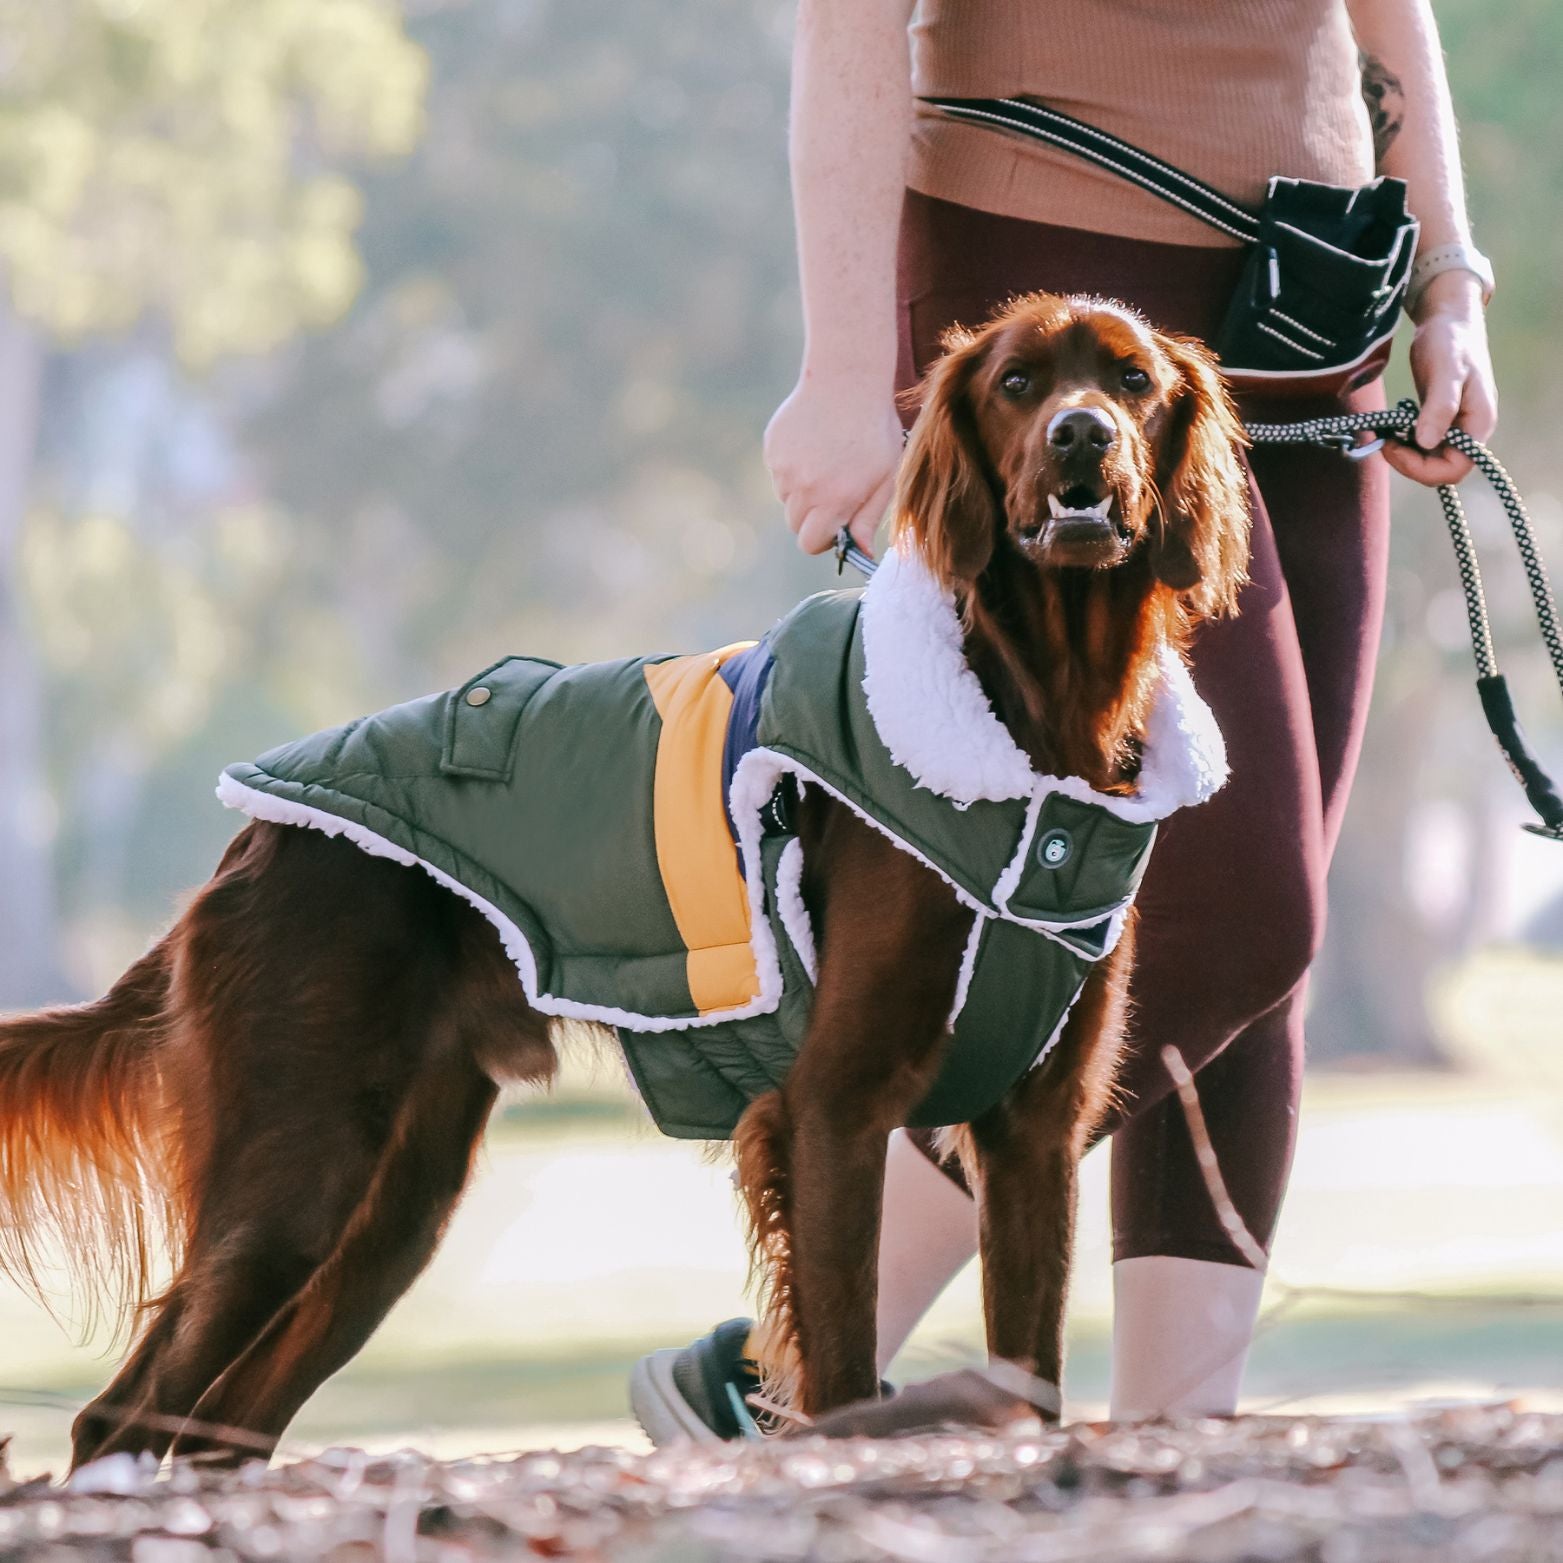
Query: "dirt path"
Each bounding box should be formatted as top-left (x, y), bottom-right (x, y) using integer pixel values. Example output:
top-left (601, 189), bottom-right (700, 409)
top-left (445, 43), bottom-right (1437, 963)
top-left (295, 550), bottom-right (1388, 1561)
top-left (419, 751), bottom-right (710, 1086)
top-left (12, 1405), bottom-right (1563, 1561)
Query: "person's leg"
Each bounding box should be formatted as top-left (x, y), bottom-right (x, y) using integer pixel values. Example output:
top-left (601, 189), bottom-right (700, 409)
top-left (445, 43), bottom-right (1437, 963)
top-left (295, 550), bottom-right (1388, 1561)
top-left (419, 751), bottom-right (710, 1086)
top-left (875, 1128), bottom-right (980, 1375)
top-left (1105, 384), bottom-right (1391, 1415)
top-left (1253, 389), bottom-right (1393, 857)
top-left (1109, 1255), bottom-right (1269, 1420)
top-left (1106, 1011), bottom-right (1298, 1417)
top-left (890, 477), bottom-right (1326, 1384)
top-left (1104, 468), bottom-right (1322, 1259)
top-left (882, 194), bottom-right (1326, 1391)
top-left (631, 196), bottom-right (1387, 1437)
top-left (1095, 464), bottom-right (1322, 1415)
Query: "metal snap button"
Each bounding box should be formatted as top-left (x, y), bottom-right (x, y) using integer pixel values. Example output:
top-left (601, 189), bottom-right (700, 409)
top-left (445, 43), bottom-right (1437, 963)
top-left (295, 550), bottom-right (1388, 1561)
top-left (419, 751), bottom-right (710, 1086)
top-left (465, 686), bottom-right (492, 707)
top-left (1037, 828), bottom-right (1072, 869)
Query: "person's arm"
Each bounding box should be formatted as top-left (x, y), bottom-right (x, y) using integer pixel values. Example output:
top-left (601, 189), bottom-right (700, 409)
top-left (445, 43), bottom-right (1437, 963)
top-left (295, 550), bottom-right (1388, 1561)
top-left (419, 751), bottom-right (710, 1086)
top-left (767, 0), bottom-right (916, 554)
top-left (1347, 0), bottom-right (1497, 484)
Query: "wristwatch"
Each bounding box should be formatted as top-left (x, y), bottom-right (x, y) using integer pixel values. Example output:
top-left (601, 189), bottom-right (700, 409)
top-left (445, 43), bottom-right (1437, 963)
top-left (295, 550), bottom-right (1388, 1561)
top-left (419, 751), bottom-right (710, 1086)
top-left (1408, 241), bottom-right (1496, 312)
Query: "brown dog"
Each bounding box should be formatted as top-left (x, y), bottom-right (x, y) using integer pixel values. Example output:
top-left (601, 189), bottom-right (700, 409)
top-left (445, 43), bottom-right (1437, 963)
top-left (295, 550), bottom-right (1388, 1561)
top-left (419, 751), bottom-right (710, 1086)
top-left (0, 292), bottom-right (1248, 1467)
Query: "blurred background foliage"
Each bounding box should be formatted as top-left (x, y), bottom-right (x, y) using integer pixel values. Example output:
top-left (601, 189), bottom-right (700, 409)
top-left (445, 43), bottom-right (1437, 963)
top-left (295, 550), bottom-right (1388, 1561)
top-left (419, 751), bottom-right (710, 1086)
top-left (2, 0), bottom-right (1562, 1060)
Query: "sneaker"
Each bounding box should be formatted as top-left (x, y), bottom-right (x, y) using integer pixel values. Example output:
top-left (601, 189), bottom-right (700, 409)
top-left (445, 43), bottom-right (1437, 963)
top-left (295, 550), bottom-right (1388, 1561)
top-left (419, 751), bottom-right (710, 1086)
top-left (630, 1317), bottom-right (763, 1444)
top-left (630, 1319), bottom-right (898, 1445)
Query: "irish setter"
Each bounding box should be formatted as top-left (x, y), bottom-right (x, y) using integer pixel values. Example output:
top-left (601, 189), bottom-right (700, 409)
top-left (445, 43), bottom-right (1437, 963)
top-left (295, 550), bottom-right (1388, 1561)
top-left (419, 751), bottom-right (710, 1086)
top-left (0, 293), bottom-right (1248, 1467)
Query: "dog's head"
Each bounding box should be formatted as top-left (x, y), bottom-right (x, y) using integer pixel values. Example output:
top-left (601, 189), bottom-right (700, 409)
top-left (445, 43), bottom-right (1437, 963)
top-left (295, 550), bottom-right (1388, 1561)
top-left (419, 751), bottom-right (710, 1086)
top-left (893, 292), bottom-right (1251, 619)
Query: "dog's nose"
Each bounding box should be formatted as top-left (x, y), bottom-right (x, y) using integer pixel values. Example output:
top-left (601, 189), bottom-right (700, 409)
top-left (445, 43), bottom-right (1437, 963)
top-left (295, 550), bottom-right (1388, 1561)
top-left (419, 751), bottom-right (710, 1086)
top-left (1047, 406), bottom-right (1117, 455)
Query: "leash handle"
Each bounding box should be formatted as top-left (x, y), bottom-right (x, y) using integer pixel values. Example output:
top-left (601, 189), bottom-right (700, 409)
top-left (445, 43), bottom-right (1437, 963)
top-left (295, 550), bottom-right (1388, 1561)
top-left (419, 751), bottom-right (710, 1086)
top-left (1246, 397), bottom-right (1563, 839)
top-left (1478, 676), bottom-right (1563, 840)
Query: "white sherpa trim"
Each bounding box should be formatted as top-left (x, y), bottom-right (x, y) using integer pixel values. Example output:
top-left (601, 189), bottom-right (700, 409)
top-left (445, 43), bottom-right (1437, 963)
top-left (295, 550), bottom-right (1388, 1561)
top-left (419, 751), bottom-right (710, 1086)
top-left (859, 545), bottom-right (1228, 822)
top-left (1030, 975), bottom-right (1089, 1073)
top-left (1136, 641), bottom-right (1229, 820)
top-left (728, 747), bottom-right (1126, 962)
top-left (991, 790), bottom-right (1048, 919)
top-left (949, 912), bottom-right (988, 1024)
top-left (861, 546), bottom-right (1037, 804)
top-left (216, 772), bottom-right (787, 1036)
top-left (774, 838), bottom-right (817, 983)
top-left (732, 752), bottom-right (993, 1034)
top-left (728, 747), bottom-right (993, 924)
top-left (1092, 903), bottom-right (1132, 960)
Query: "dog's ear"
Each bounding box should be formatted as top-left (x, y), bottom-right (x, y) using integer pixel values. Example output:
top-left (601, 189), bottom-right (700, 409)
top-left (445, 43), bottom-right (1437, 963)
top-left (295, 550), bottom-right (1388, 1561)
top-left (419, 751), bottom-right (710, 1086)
top-left (892, 328), bottom-right (1001, 587)
top-left (1151, 335), bottom-right (1252, 617)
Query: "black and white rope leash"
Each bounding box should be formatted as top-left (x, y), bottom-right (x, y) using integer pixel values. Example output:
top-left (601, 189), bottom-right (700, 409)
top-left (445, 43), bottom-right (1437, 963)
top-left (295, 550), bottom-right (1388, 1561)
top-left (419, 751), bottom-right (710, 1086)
top-left (835, 397), bottom-right (1563, 842)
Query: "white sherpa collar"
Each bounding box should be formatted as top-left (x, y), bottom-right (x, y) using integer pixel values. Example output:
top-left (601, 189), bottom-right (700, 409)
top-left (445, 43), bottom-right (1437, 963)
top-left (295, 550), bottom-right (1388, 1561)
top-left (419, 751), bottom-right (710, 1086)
top-left (858, 545), bottom-right (1228, 824)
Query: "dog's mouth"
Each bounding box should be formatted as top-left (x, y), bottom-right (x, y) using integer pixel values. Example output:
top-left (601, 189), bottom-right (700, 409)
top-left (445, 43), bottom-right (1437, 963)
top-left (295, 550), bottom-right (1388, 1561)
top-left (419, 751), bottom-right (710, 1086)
top-left (1017, 484), bottom-right (1132, 563)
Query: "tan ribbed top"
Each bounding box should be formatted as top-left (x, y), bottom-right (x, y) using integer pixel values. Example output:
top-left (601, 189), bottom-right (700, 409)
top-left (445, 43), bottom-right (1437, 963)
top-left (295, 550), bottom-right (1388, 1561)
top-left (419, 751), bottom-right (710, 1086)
top-left (908, 0), bottom-right (1375, 247)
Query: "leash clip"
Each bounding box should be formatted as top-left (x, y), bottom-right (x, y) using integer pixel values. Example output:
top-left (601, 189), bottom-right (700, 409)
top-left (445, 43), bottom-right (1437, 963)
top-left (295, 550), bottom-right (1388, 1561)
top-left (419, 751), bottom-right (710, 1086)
top-left (834, 529), bottom-right (880, 580)
top-left (1310, 430), bottom-right (1387, 461)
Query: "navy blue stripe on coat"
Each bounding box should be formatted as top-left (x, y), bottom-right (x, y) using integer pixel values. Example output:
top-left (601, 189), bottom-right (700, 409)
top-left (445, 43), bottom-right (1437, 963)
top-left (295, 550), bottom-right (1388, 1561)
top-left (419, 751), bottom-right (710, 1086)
top-left (719, 639), bottom-right (776, 854)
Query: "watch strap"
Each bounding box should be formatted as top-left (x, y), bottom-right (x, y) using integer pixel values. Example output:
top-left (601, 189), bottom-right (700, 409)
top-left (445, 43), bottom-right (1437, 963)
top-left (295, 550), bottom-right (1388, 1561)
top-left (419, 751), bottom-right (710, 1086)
top-left (1409, 241), bottom-right (1495, 311)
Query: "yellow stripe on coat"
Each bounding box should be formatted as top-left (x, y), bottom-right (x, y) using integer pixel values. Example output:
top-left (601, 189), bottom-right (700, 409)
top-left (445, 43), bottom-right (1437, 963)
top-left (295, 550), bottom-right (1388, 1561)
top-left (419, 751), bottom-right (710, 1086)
top-left (643, 644), bottom-right (760, 1015)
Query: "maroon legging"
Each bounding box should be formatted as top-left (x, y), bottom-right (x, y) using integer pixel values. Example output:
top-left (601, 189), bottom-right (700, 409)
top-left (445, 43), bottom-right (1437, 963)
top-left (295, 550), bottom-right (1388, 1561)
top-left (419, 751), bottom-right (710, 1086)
top-left (898, 191), bottom-right (1391, 1266)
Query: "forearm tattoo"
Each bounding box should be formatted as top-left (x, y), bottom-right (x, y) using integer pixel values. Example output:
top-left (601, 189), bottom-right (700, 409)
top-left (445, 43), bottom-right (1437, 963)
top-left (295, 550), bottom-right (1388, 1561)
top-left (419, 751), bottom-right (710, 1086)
top-left (1359, 51), bottom-right (1405, 163)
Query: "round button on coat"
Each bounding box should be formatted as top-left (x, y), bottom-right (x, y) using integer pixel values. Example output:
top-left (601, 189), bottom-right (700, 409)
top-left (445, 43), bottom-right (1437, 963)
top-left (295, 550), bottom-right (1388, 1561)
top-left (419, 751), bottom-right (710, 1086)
top-left (465, 686), bottom-right (492, 707)
top-left (1037, 828), bottom-right (1072, 869)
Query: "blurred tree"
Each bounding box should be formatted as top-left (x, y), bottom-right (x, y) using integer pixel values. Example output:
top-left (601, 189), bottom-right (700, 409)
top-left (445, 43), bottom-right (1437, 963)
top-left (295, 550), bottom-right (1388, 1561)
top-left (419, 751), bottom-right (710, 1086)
top-left (1305, 0), bottom-right (1563, 1061)
top-left (0, 0), bottom-right (425, 1004)
top-left (0, 0), bottom-right (425, 361)
top-left (243, 0), bottom-right (807, 698)
top-left (0, 307), bottom-right (59, 1001)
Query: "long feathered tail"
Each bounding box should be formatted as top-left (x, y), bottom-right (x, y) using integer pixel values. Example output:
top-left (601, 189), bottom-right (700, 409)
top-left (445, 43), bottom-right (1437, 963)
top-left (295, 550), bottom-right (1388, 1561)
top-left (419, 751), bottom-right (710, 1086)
top-left (0, 941), bottom-right (188, 1333)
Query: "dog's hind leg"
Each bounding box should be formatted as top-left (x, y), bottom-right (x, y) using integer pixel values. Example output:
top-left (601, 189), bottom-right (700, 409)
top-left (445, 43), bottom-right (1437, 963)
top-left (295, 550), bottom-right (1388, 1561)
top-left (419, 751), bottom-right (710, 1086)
top-left (168, 1046), bottom-right (498, 1463)
top-left (160, 854), bottom-right (544, 1465)
top-left (71, 1145), bottom-right (380, 1467)
top-left (71, 826), bottom-right (548, 1469)
top-left (967, 927), bottom-right (1133, 1407)
top-left (71, 1154), bottom-right (382, 1471)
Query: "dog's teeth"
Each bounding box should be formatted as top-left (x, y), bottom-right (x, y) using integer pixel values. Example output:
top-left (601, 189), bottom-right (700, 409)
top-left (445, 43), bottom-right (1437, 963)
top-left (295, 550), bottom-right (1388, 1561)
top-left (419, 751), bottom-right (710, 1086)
top-left (1047, 494), bottom-right (1113, 521)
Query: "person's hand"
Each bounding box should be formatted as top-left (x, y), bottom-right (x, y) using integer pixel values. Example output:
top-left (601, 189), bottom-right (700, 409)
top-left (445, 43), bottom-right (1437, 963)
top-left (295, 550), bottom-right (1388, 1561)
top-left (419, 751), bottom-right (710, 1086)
top-left (1383, 270), bottom-right (1498, 487)
top-left (764, 371), bottom-right (905, 556)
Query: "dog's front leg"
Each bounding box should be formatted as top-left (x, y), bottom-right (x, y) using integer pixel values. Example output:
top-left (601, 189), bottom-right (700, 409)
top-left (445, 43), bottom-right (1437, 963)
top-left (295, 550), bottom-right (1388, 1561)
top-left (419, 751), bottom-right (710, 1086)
top-left (968, 928), bottom-right (1134, 1407)
top-left (735, 800), bottom-right (970, 1421)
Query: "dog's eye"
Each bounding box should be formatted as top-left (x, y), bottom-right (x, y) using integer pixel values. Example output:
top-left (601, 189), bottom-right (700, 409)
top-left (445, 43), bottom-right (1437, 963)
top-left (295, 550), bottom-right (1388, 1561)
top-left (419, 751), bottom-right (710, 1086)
top-left (1000, 369), bottom-right (1031, 397)
top-left (1121, 366), bottom-right (1151, 392)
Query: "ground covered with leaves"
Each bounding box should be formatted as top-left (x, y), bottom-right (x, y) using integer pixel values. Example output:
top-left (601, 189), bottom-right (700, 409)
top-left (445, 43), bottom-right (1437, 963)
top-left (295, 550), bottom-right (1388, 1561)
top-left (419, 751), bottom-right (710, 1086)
top-left (3, 1406), bottom-right (1562, 1561)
